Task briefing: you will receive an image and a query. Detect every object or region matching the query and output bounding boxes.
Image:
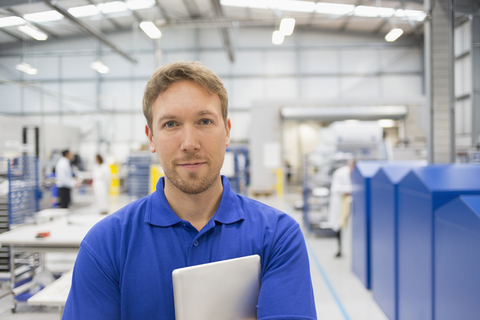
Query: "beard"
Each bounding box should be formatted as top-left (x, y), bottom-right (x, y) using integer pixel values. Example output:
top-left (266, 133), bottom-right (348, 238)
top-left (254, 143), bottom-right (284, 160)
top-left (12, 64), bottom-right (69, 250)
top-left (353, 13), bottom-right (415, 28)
top-left (163, 157), bottom-right (221, 194)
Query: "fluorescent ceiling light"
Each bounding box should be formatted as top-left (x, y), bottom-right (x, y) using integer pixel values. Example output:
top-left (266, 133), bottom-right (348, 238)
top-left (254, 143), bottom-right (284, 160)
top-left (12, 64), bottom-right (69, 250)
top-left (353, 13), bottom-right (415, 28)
top-left (140, 21), bottom-right (162, 39)
top-left (0, 16), bottom-right (26, 28)
top-left (24, 10), bottom-right (63, 23)
top-left (378, 119), bottom-right (395, 128)
top-left (16, 62), bottom-right (37, 75)
top-left (316, 3), bottom-right (354, 15)
top-left (394, 9), bottom-right (426, 21)
top-left (272, 30), bottom-right (284, 45)
top-left (90, 60), bottom-right (110, 74)
top-left (68, 5), bottom-right (100, 18)
top-left (385, 28), bottom-right (403, 42)
top-left (354, 6), bottom-right (395, 18)
top-left (18, 25), bottom-right (48, 41)
top-left (280, 18), bottom-right (295, 36)
top-left (98, 1), bottom-right (128, 14)
top-left (276, 1), bottom-right (315, 13)
top-left (126, 0), bottom-right (156, 10)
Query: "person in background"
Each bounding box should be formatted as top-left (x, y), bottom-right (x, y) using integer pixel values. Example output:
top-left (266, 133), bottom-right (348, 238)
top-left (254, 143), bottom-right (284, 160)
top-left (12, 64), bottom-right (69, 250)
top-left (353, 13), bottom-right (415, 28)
top-left (55, 149), bottom-right (76, 208)
top-left (93, 154), bottom-right (111, 215)
top-left (63, 61), bottom-right (317, 320)
top-left (326, 160), bottom-right (355, 258)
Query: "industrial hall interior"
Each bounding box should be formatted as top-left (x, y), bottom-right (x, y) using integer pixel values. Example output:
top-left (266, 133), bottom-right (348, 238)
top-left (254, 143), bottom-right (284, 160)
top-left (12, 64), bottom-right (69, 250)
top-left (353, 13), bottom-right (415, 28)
top-left (0, 0), bottom-right (479, 319)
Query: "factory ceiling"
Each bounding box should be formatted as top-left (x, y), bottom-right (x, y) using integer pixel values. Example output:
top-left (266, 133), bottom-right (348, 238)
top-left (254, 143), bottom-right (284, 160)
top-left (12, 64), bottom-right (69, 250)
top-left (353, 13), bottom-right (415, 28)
top-left (0, 0), bottom-right (427, 63)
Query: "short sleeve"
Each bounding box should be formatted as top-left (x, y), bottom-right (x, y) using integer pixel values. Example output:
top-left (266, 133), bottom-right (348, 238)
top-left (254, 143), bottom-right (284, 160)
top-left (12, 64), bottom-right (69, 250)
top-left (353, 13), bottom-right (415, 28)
top-left (62, 243), bottom-right (121, 320)
top-left (257, 223), bottom-right (317, 320)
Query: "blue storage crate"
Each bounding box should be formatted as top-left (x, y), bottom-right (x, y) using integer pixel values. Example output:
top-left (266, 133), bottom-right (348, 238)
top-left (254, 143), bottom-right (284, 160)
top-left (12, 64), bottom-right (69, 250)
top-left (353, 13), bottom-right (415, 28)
top-left (370, 163), bottom-right (424, 320)
top-left (435, 196), bottom-right (480, 320)
top-left (351, 161), bottom-right (386, 289)
top-left (397, 164), bottom-right (480, 320)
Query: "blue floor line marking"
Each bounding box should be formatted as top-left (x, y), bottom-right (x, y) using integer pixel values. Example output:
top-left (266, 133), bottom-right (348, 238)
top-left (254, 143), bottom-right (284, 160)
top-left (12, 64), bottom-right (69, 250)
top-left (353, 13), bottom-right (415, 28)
top-left (306, 241), bottom-right (352, 320)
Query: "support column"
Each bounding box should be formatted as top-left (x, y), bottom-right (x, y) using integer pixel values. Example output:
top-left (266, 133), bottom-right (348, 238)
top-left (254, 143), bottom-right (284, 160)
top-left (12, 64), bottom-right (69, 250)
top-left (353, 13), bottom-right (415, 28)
top-left (425, 0), bottom-right (455, 163)
top-left (472, 16), bottom-right (480, 148)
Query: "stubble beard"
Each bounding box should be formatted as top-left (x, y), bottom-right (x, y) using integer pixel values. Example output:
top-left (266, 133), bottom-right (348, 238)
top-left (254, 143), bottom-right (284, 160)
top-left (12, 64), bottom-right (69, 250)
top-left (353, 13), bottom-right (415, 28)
top-left (163, 161), bottom-right (221, 195)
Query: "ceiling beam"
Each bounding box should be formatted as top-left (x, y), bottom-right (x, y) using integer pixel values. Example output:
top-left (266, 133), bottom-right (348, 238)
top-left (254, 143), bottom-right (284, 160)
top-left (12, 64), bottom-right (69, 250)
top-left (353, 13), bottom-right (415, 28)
top-left (87, 0), bottom-right (124, 30)
top-left (155, 0), bottom-right (172, 22)
top-left (182, 0), bottom-right (201, 18)
top-left (210, 0), bottom-right (235, 62)
top-left (43, 0), bottom-right (137, 64)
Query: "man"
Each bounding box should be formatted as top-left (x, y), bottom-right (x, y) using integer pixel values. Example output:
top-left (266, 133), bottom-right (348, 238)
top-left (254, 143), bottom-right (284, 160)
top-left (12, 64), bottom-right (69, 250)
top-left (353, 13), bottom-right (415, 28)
top-left (63, 61), bottom-right (317, 319)
top-left (55, 149), bottom-right (75, 208)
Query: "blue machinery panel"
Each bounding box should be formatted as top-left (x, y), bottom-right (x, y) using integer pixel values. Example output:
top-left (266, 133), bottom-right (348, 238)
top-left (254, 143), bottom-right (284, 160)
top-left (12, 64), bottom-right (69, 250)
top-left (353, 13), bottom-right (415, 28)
top-left (435, 196), bottom-right (480, 320)
top-left (370, 165), bottom-right (423, 320)
top-left (397, 164), bottom-right (480, 320)
top-left (351, 161), bottom-right (385, 289)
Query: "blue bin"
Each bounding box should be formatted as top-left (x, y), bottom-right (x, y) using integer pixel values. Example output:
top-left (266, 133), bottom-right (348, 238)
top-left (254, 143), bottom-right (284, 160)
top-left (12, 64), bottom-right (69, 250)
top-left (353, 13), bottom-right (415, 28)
top-left (397, 164), bottom-right (480, 320)
top-left (351, 161), bottom-right (386, 289)
top-left (435, 196), bottom-right (480, 320)
top-left (370, 163), bottom-right (424, 320)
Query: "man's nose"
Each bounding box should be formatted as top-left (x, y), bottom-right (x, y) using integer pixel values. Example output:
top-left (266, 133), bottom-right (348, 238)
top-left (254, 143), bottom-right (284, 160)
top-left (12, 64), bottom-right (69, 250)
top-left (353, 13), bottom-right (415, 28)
top-left (180, 125), bottom-right (200, 152)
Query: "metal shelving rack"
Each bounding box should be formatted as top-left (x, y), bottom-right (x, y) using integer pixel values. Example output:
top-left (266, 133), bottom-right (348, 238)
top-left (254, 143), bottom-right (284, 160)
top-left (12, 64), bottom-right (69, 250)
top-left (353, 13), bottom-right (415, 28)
top-left (225, 147), bottom-right (249, 196)
top-left (126, 153), bottom-right (151, 199)
top-left (0, 156), bottom-right (40, 310)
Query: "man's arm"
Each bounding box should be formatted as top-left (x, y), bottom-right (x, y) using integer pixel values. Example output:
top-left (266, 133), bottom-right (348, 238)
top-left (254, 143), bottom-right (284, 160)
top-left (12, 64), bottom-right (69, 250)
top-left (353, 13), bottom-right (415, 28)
top-left (257, 222), bottom-right (317, 320)
top-left (62, 243), bottom-right (120, 319)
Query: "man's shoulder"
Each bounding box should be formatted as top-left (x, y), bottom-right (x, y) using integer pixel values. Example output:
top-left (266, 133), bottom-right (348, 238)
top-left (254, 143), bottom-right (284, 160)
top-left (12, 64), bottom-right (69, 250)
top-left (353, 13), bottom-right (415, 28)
top-left (235, 194), bottom-right (299, 229)
top-left (83, 195), bottom-right (150, 243)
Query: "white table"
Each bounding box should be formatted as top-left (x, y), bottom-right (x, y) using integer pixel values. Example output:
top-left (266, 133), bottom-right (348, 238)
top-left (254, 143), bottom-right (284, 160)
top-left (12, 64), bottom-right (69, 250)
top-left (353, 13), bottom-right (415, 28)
top-left (28, 269), bottom-right (72, 307)
top-left (0, 217), bottom-right (103, 312)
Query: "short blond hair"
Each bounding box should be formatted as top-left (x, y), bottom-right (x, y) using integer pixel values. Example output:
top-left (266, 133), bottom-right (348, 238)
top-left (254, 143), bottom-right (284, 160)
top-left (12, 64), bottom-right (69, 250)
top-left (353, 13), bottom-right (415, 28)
top-left (142, 61), bottom-right (228, 130)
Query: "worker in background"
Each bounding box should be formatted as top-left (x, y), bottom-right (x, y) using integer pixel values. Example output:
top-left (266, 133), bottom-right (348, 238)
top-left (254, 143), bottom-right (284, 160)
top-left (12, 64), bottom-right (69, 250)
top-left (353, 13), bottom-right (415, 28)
top-left (326, 160), bottom-right (355, 258)
top-left (63, 61), bottom-right (317, 320)
top-left (55, 149), bottom-right (76, 208)
top-left (92, 154), bottom-right (111, 215)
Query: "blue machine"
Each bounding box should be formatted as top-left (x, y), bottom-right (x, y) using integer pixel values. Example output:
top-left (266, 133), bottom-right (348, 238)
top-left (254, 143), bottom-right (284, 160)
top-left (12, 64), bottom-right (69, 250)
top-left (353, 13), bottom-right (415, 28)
top-left (351, 161), bottom-right (386, 289)
top-left (370, 164), bottom-right (424, 320)
top-left (435, 196), bottom-right (480, 320)
top-left (397, 164), bottom-right (480, 320)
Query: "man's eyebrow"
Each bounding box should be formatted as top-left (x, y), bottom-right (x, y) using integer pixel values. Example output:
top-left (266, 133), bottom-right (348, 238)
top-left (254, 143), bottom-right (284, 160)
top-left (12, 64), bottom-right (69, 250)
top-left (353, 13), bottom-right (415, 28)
top-left (198, 110), bottom-right (217, 117)
top-left (157, 115), bottom-right (177, 122)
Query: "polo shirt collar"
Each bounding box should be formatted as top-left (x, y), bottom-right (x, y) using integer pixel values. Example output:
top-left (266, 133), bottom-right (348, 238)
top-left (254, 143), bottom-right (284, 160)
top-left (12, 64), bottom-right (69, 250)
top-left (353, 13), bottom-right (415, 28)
top-left (146, 175), bottom-right (244, 227)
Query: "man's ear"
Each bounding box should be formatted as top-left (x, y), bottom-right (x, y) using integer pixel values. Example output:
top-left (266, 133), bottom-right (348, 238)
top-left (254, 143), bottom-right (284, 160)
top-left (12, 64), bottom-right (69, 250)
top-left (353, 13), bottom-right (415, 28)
top-left (145, 125), bottom-right (156, 153)
top-left (225, 118), bottom-right (231, 147)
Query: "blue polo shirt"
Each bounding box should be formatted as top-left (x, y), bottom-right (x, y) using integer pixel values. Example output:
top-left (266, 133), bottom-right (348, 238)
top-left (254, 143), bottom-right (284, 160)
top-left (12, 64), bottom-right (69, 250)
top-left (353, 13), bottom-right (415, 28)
top-left (63, 176), bottom-right (316, 320)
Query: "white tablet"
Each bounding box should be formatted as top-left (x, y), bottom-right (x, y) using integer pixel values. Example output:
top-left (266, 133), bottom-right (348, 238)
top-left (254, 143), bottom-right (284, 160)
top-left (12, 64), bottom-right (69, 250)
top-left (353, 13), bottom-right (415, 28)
top-left (172, 255), bottom-right (261, 320)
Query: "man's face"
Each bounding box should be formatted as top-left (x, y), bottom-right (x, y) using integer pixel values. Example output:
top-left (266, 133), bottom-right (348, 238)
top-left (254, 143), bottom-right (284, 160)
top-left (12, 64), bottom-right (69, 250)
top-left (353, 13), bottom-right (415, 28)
top-left (145, 80), bottom-right (231, 194)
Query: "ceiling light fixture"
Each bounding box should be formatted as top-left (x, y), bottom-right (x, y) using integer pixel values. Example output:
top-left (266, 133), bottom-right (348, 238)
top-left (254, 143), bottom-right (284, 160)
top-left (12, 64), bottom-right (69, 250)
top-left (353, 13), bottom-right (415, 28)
top-left (220, 0), bottom-right (426, 21)
top-left (378, 119), bottom-right (395, 128)
top-left (23, 10), bottom-right (64, 23)
top-left (0, 16), bottom-right (26, 28)
top-left (354, 6), bottom-right (395, 18)
top-left (140, 21), bottom-right (162, 39)
top-left (385, 28), bottom-right (404, 42)
top-left (68, 5), bottom-right (100, 18)
top-left (97, 1), bottom-right (128, 14)
top-left (17, 25), bottom-right (48, 41)
top-left (126, 0), bottom-right (156, 10)
top-left (272, 30), bottom-right (284, 45)
top-left (90, 60), bottom-right (110, 74)
top-left (279, 18), bottom-right (295, 36)
top-left (16, 62), bottom-right (38, 75)
top-left (316, 3), bottom-right (354, 15)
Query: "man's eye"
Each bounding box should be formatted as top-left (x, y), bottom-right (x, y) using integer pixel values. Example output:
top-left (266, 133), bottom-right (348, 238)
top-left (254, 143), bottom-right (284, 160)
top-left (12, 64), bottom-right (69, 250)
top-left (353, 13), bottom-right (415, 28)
top-left (200, 119), bottom-right (211, 125)
top-left (165, 121), bottom-right (175, 128)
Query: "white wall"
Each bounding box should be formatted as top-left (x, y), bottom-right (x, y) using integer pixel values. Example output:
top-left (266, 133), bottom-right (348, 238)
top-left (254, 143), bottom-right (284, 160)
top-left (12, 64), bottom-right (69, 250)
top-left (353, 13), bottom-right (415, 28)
top-left (0, 26), bottom-right (426, 168)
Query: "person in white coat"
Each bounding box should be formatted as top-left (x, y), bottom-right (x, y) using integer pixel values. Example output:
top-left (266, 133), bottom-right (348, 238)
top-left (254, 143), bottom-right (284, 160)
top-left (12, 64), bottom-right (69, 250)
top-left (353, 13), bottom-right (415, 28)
top-left (93, 155), bottom-right (111, 215)
top-left (326, 161), bottom-right (354, 257)
top-left (55, 150), bottom-right (76, 208)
